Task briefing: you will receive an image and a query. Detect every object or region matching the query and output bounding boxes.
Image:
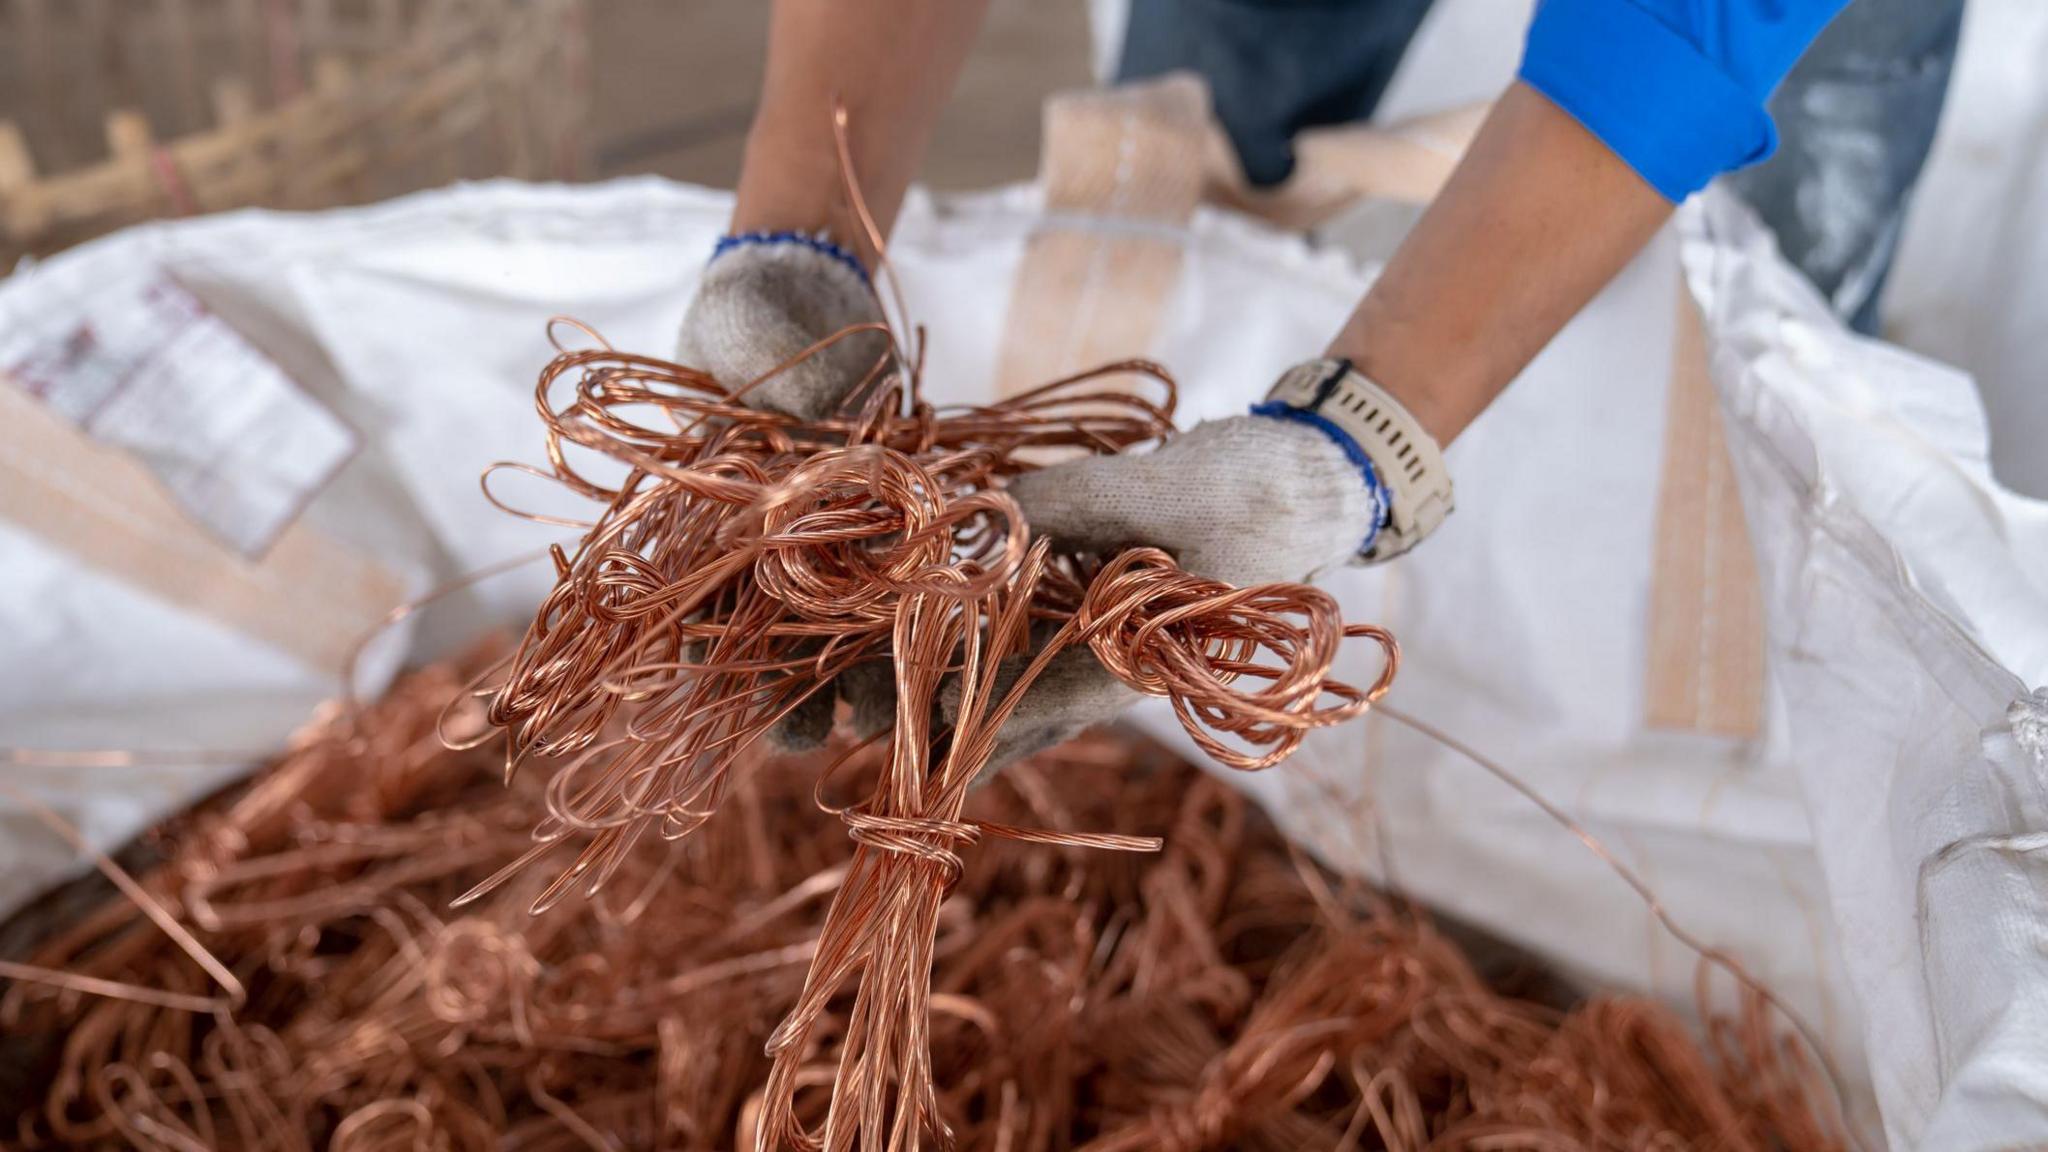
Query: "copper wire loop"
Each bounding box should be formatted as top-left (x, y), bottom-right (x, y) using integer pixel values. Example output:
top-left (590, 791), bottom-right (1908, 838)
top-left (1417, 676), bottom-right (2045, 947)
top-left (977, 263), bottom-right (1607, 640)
top-left (2, 654), bottom-right (1844, 1151)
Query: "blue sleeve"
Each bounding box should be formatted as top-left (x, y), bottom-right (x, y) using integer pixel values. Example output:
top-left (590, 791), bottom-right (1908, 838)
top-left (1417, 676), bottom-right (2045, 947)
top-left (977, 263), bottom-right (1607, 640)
top-left (1517, 0), bottom-right (1850, 201)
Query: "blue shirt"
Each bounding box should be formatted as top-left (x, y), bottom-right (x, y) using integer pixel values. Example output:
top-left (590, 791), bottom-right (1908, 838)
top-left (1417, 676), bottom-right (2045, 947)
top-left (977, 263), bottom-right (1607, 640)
top-left (1518, 0), bottom-right (1850, 201)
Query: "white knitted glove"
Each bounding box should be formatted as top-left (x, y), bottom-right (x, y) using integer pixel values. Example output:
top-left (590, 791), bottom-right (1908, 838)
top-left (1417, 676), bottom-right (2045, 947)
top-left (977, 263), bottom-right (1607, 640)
top-left (1011, 417), bottom-right (1378, 586)
top-left (675, 232), bottom-right (885, 420)
top-left (959, 415), bottom-right (1382, 770)
top-left (677, 234), bottom-right (889, 750)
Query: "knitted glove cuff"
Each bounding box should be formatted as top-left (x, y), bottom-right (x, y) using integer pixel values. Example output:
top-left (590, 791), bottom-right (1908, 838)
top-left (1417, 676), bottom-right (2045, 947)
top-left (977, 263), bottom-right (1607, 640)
top-left (676, 231), bottom-right (885, 421)
top-left (711, 230), bottom-right (870, 287)
top-left (1247, 401), bottom-right (1393, 556)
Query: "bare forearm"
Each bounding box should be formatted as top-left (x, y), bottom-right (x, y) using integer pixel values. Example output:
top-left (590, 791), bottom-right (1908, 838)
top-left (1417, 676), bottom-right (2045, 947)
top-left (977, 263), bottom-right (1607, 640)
top-left (733, 0), bottom-right (991, 266)
top-left (1328, 82), bottom-right (1673, 444)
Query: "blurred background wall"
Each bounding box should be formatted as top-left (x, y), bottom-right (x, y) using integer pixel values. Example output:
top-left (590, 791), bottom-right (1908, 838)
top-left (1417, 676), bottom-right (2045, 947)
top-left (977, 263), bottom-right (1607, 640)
top-left (586, 0), bottom-right (1091, 190)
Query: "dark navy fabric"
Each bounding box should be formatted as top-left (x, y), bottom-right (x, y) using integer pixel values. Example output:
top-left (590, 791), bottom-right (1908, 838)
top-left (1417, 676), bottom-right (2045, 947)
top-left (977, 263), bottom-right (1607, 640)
top-left (1726, 0), bottom-right (1967, 332)
top-left (1117, 0), bottom-right (1436, 187)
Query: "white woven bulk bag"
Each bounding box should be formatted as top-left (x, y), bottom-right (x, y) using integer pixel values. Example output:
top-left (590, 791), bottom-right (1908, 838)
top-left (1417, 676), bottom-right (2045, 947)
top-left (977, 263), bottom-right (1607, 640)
top-left (1680, 190), bottom-right (2048, 1150)
top-left (0, 168), bottom-right (1876, 1130)
top-left (0, 180), bottom-right (737, 917)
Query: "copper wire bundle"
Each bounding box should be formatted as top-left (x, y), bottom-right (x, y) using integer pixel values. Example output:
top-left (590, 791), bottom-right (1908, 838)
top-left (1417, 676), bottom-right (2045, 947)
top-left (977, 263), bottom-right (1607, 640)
top-left (439, 100), bottom-right (1415, 1141)
top-left (1, 653), bottom-right (1843, 1150)
top-left (465, 308), bottom-right (1408, 1148)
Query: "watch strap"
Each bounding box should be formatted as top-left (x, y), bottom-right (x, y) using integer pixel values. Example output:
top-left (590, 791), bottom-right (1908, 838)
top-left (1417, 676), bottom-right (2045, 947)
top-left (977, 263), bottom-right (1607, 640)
top-left (1259, 358), bottom-right (1454, 563)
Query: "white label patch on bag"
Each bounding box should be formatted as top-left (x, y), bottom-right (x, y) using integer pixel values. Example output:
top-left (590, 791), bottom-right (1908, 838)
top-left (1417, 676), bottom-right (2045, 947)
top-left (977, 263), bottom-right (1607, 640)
top-left (1, 277), bottom-right (357, 557)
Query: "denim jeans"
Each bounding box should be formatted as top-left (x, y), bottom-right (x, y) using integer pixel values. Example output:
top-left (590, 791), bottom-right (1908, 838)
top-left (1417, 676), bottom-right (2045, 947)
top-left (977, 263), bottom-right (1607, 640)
top-left (1117, 0), bottom-right (1967, 334)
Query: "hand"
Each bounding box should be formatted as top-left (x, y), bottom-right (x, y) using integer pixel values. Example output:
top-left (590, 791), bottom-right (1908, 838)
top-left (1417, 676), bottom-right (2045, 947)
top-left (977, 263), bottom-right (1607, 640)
top-left (958, 413), bottom-right (1382, 770)
top-left (976, 85), bottom-right (1667, 774)
top-left (676, 234), bottom-right (885, 421)
top-left (676, 234), bottom-right (892, 751)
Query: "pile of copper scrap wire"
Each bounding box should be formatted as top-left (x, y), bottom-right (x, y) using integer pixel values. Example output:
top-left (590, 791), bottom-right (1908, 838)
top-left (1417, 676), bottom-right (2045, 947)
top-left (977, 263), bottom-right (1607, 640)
top-left (0, 654), bottom-right (1843, 1151)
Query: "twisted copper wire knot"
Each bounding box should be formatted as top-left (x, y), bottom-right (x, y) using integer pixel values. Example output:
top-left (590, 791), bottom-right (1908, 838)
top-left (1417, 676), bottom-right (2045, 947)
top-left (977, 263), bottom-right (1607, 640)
top-left (1077, 549), bottom-right (1399, 770)
top-left (841, 809), bottom-right (983, 889)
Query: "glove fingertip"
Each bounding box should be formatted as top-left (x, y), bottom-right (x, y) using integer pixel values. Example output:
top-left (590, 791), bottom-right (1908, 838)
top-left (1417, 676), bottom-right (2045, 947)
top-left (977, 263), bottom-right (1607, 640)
top-left (675, 240), bottom-right (888, 420)
top-left (765, 689), bottom-right (835, 754)
top-left (839, 661), bottom-right (899, 742)
top-left (974, 715), bottom-right (1108, 787)
top-left (1006, 465), bottom-right (1111, 547)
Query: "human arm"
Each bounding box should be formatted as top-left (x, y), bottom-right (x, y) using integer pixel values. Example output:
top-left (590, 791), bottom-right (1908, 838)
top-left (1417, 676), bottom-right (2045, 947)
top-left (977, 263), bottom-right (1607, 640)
top-left (674, 0), bottom-right (990, 749)
top-left (1329, 81), bottom-right (1672, 445)
top-left (677, 0), bottom-right (991, 421)
top-left (732, 0), bottom-right (992, 268)
top-left (995, 1), bottom-right (1855, 763)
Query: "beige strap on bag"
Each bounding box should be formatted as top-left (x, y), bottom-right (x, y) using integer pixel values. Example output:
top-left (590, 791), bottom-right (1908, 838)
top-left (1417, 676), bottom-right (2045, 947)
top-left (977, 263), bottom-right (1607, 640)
top-left (1642, 286), bottom-right (1766, 737)
top-left (993, 73), bottom-right (1211, 397)
top-left (0, 380), bottom-right (407, 671)
top-left (1216, 102), bottom-right (1489, 225)
top-left (996, 82), bottom-right (1488, 392)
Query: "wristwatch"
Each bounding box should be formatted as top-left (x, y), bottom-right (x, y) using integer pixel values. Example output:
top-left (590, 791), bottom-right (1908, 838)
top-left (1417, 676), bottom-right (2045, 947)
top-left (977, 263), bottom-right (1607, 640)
top-left (1256, 358), bottom-right (1455, 564)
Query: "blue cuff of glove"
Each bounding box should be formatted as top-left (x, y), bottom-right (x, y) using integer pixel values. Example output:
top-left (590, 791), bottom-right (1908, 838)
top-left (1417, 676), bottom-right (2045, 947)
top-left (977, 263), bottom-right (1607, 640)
top-left (711, 230), bottom-right (871, 287)
top-left (1518, 0), bottom-right (1778, 201)
top-left (1248, 401), bottom-right (1392, 556)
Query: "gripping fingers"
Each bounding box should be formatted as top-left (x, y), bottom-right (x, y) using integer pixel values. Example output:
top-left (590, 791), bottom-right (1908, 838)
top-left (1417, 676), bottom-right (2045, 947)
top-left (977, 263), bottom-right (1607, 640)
top-left (941, 646), bottom-right (1142, 782)
top-left (676, 240), bottom-right (887, 420)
